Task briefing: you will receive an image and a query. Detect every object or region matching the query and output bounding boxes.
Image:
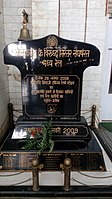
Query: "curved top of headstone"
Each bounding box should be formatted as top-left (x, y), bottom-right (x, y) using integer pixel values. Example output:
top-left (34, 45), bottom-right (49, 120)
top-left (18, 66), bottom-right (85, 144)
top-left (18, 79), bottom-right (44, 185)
top-left (3, 35), bottom-right (100, 119)
top-left (3, 34), bottom-right (100, 77)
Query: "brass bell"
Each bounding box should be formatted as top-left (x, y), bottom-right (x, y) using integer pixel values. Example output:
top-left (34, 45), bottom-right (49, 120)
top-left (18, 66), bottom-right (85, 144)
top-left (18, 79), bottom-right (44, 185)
top-left (18, 25), bottom-right (31, 41)
top-left (18, 10), bottom-right (31, 41)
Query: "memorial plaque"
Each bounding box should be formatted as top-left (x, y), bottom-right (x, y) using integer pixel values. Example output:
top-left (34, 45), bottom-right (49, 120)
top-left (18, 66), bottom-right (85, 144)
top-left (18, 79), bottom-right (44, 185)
top-left (11, 118), bottom-right (90, 139)
top-left (2, 34), bottom-right (106, 173)
top-left (0, 152), bottom-right (37, 170)
top-left (0, 144), bottom-right (106, 171)
top-left (22, 74), bottom-right (80, 117)
top-left (3, 34), bottom-right (100, 119)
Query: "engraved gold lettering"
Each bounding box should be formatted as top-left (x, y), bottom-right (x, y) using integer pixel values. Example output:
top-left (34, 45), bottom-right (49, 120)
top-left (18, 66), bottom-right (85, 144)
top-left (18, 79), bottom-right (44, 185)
top-left (59, 49), bottom-right (72, 57)
top-left (73, 49), bottom-right (90, 58)
top-left (49, 86), bottom-right (53, 89)
top-left (38, 48), bottom-right (43, 57)
top-left (44, 99), bottom-right (51, 103)
top-left (60, 95), bottom-right (63, 98)
top-left (60, 76), bottom-right (69, 81)
top-left (65, 89), bottom-right (73, 94)
top-left (41, 60), bottom-right (53, 67)
top-left (55, 59), bottom-right (62, 67)
top-left (63, 128), bottom-right (79, 135)
top-left (50, 76), bottom-right (59, 80)
top-left (67, 80), bottom-right (74, 85)
top-left (45, 90), bottom-right (52, 94)
top-left (56, 90), bottom-right (64, 94)
top-left (34, 75), bottom-right (43, 80)
top-left (44, 48), bottom-right (58, 58)
top-left (42, 80), bottom-right (51, 85)
top-left (32, 89), bottom-right (45, 95)
top-left (30, 75), bottom-right (76, 103)
top-left (52, 99), bottom-right (59, 102)
top-left (44, 76), bottom-right (49, 80)
top-left (52, 80), bottom-right (60, 85)
top-left (52, 127), bottom-right (61, 134)
top-left (51, 94), bottom-right (59, 98)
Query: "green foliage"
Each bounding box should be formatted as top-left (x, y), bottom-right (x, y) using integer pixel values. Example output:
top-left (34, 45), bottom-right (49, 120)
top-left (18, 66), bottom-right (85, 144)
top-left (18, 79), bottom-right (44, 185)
top-left (22, 121), bottom-right (54, 153)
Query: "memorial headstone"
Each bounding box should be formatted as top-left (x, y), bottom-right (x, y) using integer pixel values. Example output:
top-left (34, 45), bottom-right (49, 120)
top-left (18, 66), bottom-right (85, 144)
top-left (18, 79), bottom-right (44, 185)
top-left (3, 34), bottom-right (100, 141)
top-left (4, 35), bottom-right (100, 119)
top-left (1, 35), bottom-right (106, 171)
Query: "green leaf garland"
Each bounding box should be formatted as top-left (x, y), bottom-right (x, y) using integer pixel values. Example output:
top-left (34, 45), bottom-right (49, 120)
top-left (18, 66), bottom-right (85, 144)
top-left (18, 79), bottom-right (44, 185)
top-left (22, 121), bottom-right (54, 153)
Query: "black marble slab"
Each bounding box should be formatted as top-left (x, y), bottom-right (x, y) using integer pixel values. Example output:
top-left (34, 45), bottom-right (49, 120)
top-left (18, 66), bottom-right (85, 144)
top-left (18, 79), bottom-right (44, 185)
top-left (3, 34), bottom-right (100, 119)
top-left (0, 131), bottom-right (106, 171)
top-left (2, 35), bottom-right (104, 173)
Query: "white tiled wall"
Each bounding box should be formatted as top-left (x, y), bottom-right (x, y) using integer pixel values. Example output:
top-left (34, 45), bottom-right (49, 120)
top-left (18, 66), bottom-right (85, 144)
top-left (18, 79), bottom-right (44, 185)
top-left (82, 0), bottom-right (106, 121)
top-left (32, 0), bottom-right (58, 38)
top-left (3, 0), bottom-right (32, 121)
top-left (31, 0), bottom-right (106, 123)
top-left (2, 0), bottom-right (107, 123)
top-left (0, 0), bottom-right (9, 140)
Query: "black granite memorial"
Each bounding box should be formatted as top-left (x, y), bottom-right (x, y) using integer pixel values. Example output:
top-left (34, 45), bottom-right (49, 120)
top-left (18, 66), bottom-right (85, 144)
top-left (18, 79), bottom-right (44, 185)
top-left (0, 35), bottom-right (106, 171)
